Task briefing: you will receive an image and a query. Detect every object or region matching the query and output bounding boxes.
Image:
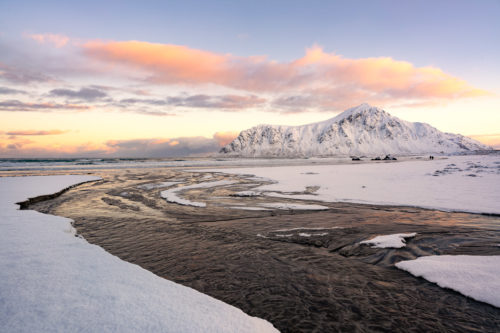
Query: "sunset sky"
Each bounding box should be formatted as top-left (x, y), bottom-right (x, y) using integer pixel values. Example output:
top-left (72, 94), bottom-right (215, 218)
top-left (1, 0), bottom-right (499, 157)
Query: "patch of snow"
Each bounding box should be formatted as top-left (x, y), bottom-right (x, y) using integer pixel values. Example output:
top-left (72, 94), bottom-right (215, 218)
top-left (259, 203), bottom-right (329, 210)
top-left (160, 180), bottom-right (236, 207)
top-left (232, 191), bottom-right (260, 197)
top-left (360, 233), bottom-right (417, 248)
top-left (265, 192), bottom-right (317, 200)
top-left (0, 175), bottom-right (277, 332)
top-left (203, 155), bottom-right (500, 214)
top-left (298, 232), bottom-right (329, 237)
top-left (274, 234), bottom-right (293, 238)
top-left (396, 255), bottom-right (500, 308)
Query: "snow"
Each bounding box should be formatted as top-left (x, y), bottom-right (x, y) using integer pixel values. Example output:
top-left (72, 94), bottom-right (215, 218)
top-left (232, 190), bottom-right (261, 197)
top-left (220, 104), bottom-right (490, 157)
top-left (360, 233), bottom-right (417, 248)
top-left (0, 175), bottom-right (278, 332)
top-left (160, 180), bottom-right (236, 207)
top-left (266, 192), bottom-right (316, 199)
top-left (203, 155), bottom-right (500, 215)
top-left (259, 203), bottom-right (329, 210)
top-left (298, 232), bottom-right (329, 237)
top-left (0, 155), bottom-right (351, 172)
top-left (396, 255), bottom-right (500, 308)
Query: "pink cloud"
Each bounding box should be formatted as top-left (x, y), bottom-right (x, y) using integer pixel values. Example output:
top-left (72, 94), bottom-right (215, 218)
top-left (81, 41), bottom-right (488, 108)
top-left (26, 33), bottom-right (70, 48)
top-left (213, 131), bottom-right (239, 147)
top-left (83, 40), bottom-right (235, 85)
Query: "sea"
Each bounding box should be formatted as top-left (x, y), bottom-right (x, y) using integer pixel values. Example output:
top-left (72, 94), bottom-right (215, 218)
top-left (0, 156), bottom-right (350, 172)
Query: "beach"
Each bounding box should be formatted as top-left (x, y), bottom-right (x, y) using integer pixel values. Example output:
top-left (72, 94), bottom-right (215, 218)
top-left (2, 155), bottom-right (499, 332)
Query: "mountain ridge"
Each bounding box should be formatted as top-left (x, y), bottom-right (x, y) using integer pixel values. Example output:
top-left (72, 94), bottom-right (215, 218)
top-left (220, 104), bottom-right (491, 157)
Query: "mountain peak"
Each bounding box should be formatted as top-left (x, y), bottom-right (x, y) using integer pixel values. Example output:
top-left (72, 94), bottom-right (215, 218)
top-left (220, 104), bottom-right (491, 157)
top-left (352, 102), bottom-right (374, 110)
top-left (333, 103), bottom-right (384, 121)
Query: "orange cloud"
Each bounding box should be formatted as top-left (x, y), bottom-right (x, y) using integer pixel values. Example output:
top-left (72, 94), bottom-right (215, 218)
top-left (0, 142), bottom-right (109, 158)
top-left (26, 33), bottom-right (69, 48)
top-left (81, 41), bottom-right (488, 109)
top-left (213, 131), bottom-right (239, 147)
top-left (294, 46), bottom-right (489, 99)
top-left (84, 40), bottom-right (235, 85)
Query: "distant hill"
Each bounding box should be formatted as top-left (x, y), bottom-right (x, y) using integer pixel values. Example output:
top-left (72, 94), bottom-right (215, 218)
top-left (220, 104), bottom-right (491, 157)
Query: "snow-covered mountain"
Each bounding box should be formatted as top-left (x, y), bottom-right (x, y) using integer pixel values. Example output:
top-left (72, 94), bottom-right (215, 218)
top-left (220, 104), bottom-right (491, 157)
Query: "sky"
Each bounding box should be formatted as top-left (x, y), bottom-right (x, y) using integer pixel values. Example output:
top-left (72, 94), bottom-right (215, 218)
top-left (0, 0), bottom-right (499, 157)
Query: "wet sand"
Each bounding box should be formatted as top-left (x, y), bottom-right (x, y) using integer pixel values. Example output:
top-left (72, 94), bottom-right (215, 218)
top-left (17, 167), bottom-right (500, 332)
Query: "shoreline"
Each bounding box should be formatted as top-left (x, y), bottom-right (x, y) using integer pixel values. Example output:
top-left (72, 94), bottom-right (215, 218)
top-left (0, 175), bottom-right (278, 332)
top-left (0, 154), bottom-right (440, 174)
top-left (23, 166), bottom-right (500, 332)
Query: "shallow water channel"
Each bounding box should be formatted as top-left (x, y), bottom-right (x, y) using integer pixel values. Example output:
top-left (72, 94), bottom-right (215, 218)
top-left (29, 168), bottom-right (500, 332)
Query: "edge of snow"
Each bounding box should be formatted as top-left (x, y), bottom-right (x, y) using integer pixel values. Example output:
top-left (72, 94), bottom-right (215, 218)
top-left (0, 175), bottom-right (278, 332)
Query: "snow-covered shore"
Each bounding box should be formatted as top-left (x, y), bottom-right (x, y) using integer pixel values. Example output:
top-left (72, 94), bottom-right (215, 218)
top-left (203, 154), bottom-right (500, 215)
top-left (160, 179), bottom-right (236, 207)
top-left (0, 175), bottom-right (278, 332)
top-left (200, 154), bottom-right (500, 308)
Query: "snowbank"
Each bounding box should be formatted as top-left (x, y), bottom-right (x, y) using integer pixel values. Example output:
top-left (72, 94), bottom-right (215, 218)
top-left (232, 190), bottom-right (261, 197)
top-left (396, 255), bottom-right (500, 308)
top-left (0, 175), bottom-right (277, 332)
top-left (259, 202), bottom-right (329, 210)
top-left (203, 155), bottom-right (500, 214)
top-left (160, 180), bottom-right (236, 207)
top-left (360, 233), bottom-right (416, 248)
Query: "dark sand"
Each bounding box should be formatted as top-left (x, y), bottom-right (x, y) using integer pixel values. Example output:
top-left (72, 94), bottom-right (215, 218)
top-left (21, 168), bottom-right (500, 332)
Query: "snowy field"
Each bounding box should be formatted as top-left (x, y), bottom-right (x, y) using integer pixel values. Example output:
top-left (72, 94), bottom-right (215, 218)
top-left (204, 154), bottom-right (500, 215)
top-left (0, 175), bottom-right (277, 332)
